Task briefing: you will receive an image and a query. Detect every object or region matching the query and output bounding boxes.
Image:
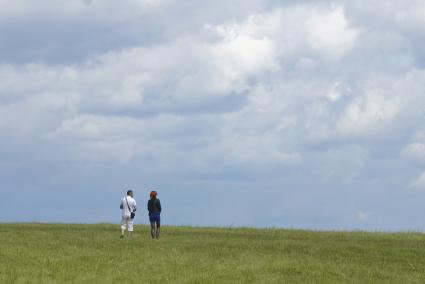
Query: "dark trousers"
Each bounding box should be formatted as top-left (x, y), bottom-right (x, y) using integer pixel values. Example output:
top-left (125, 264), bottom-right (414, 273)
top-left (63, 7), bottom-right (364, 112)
top-left (149, 213), bottom-right (160, 239)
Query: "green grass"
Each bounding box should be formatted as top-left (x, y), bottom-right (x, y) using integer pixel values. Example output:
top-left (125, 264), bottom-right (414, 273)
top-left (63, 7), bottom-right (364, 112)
top-left (1, 224), bottom-right (425, 283)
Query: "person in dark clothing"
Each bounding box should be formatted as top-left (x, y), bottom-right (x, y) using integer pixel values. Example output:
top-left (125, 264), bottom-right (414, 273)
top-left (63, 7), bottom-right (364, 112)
top-left (147, 191), bottom-right (161, 239)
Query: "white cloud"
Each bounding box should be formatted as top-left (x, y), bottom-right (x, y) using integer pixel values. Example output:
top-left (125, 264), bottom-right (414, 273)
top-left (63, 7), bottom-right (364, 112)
top-left (306, 6), bottom-right (359, 58)
top-left (211, 3), bottom-right (359, 62)
top-left (337, 92), bottom-right (400, 136)
top-left (410, 171), bottom-right (425, 190)
top-left (208, 34), bottom-right (277, 93)
top-left (216, 134), bottom-right (303, 166)
top-left (75, 139), bottom-right (140, 165)
top-left (356, 211), bottom-right (369, 221)
top-left (393, 2), bottom-right (425, 32)
top-left (402, 143), bottom-right (425, 162)
top-left (51, 115), bottom-right (141, 140)
top-left (414, 131), bottom-right (425, 142)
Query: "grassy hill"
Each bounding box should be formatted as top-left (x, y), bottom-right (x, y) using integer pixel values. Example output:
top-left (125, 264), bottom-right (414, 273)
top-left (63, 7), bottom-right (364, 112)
top-left (1, 223), bottom-right (424, 283)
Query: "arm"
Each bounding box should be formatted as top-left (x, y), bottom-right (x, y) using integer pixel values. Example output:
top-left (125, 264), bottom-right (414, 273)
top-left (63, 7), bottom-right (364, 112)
top-left (157, 199), bottom-right (161, 213)
top-left (120, 199), bottom-right (123, 209)
top-left (133, 199), bottom-right (137, 212)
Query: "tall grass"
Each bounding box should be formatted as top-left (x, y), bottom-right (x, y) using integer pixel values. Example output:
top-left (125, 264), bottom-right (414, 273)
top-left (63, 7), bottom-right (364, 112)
top-left (1, 223), bottom-right (424, 283)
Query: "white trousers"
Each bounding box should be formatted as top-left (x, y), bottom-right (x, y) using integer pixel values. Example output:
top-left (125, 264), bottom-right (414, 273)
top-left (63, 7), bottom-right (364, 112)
top-left (121, 216), bottom-right (134, 232)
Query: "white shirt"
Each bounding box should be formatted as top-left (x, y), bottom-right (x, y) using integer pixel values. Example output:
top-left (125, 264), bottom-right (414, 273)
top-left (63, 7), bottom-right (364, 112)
top-left (121, 196), bottom-right (137, 217)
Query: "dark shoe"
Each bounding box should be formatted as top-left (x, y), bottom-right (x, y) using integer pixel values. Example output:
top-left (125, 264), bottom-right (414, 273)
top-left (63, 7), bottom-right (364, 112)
top-left (120, 235), bottom-right (124, 239)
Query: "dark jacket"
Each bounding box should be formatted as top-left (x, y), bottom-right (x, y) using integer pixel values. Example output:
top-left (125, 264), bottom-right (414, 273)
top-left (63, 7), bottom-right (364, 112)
top-left (148, 198), bottom-right (161, 215)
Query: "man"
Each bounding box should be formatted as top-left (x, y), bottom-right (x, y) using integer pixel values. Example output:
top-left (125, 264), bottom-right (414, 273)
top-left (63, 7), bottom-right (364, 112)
top-left (147, 191), bottom-right (161, 239)
top-left (120, 190), bottom-right (137, 239)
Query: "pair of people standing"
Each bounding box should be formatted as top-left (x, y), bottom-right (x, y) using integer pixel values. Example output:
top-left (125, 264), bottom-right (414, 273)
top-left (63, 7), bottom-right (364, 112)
top-left (120, 190), bottom-right (162, 239)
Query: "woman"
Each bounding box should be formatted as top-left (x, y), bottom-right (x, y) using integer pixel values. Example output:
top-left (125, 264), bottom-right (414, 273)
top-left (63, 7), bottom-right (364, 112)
top-left (147, 191), bottom-right (162, 239)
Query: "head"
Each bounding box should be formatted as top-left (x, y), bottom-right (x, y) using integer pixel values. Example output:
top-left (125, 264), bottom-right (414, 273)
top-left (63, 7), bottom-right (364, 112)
top-left (127, 190), bottom-right (133, 197)
top-left (150, 191), bottom-right (157, 199)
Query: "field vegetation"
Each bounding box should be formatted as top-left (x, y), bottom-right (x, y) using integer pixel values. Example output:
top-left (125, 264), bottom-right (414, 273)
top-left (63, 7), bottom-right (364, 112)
top-left (1, 223), bottom-right (424, 283)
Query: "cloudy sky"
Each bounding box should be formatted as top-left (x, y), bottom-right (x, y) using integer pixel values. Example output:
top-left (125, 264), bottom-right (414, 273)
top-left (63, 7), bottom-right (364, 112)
top-left (1, 0), bottom-right (425, 230)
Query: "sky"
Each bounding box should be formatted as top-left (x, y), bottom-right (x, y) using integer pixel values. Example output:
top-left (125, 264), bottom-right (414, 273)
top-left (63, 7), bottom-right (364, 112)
top-left (1, 0), bottom-right (425, 231)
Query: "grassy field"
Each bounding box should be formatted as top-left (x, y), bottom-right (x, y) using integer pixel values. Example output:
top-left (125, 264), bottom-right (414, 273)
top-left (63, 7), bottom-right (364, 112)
top-left (0, 224), bottom-right (425, 283)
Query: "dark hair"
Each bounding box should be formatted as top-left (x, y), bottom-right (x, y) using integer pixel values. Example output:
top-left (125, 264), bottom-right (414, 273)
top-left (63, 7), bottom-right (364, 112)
top-left (127, 190), bottom-right (133, 195)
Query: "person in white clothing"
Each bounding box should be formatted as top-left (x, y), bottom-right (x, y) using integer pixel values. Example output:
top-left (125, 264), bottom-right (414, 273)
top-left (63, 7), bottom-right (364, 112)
top-left (120, 190), bottom-right (137, 239)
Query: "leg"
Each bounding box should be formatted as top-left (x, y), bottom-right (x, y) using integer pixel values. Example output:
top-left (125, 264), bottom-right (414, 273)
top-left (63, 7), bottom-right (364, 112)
top-left (155, 219), bottom-right (160, 239)
top-left (128, 219), bottom-right (134, 238)
top-left (150, 221), bottom-right (156, 239)
top-left (120, 217), bottom-right (127, 238)
top-left (149, 214), bottom-right (157, 239)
